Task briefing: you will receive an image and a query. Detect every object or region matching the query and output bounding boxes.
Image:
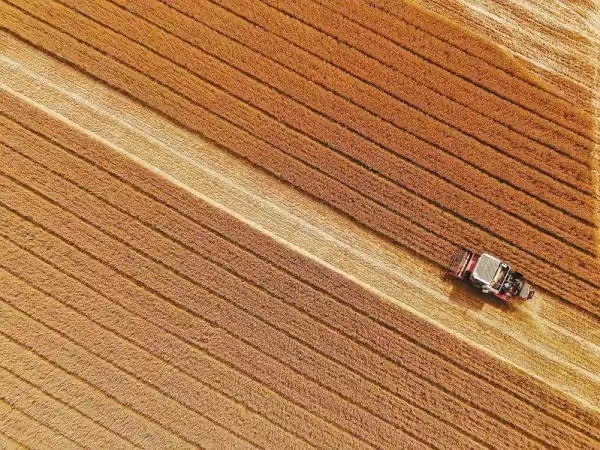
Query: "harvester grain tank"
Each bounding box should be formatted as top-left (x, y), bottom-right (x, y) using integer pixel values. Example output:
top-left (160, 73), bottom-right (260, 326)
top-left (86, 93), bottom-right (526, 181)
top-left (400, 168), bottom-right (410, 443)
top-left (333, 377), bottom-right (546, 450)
top-left (448, 248), bottom-right (535, 301)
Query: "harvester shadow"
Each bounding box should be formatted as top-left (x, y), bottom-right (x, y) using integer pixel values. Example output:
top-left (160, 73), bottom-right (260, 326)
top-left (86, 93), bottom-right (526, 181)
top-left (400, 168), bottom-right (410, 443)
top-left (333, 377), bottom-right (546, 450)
top-left (447, 279), bottom-right (514, 312)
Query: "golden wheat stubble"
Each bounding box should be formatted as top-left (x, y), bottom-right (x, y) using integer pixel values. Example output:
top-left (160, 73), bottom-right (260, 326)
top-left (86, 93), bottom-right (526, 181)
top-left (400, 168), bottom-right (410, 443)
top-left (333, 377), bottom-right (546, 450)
top-left (108, 0), bottom-right (596, 252)
top-left (4, 92), bottom-right (598, 439)
top-left (2, 126), bottom-right (595, 449)
top-left (355, 0), bottom-right (596, 140)
top-left (205, 0), bottom-right (593, 191)
top-left (1, 127), bottom-right (542, 449)
top-left (0, 219), bottom-right (362, 450)
top-left (0, 365), bottom-right (130, 449)
top-left (1, 2), bottom-right (598, 312)
top-left (12, 0), bottom-right (600, 291)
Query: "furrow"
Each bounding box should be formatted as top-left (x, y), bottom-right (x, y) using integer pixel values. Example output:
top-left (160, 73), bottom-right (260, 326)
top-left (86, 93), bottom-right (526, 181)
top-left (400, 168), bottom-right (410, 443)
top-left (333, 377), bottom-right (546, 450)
top-left (9, 0), bottom-right (600, 291)
top-left (205, 0), bottom-right (593, 191)
top-left (0, 2), bottom-right (597, 314)
top-left (0, 269), bottom-right (295, 450)
top-left (103, 0), bottom-right (596, 252)
top-left (309, 0), bottom-right (598, 155)
top-left (1, 128), bottom-right (597, 448)
top-left (0, 366), bottom-right (132, 449)
top-left (3, 86), bottom-right (598, 439)
top-left (0, 335), bottom-right (194, 448)
top-left (0, 398), bottom-right (80, 450)
top-left (363, 0), bottom-right (597, 141)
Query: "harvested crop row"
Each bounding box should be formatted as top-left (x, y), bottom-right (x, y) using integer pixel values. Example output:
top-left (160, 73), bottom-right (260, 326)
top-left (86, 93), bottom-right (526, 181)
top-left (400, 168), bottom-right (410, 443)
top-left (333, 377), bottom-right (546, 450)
top-left (2, 137), bottom-right (596, 448)
top-left (6, 95), bottom-right (598, 439)
top-left (0, 22), bottom-right (595, 317)
top-left (0, 233), bottom-right (361, 450)
top-left (0, 302), bottom-right (253, 449)
top-left (0, 365), bottom-right (129, 448)
top-left (0, 397), bottom-right (78, 450)
top-left (0, 269), bottom-right (303, 450)
top-left (8, 0), bottom-right (600, 290)
top-left (0, 335), bottom-right (187, 448)
top-left (109, 0), bottom-right (596, 242)
top-left (213, 0), bottom-right (593, 178)
top-left (359, 0), bottom-right (596, 140)
top-left (1, 134), bottom-right (548, 449)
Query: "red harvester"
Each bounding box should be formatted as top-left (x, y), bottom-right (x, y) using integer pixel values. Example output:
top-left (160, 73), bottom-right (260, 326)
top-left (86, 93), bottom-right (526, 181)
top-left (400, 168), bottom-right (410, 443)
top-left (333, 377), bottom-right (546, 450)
top-left (448, 248), bottom-right (535, 301)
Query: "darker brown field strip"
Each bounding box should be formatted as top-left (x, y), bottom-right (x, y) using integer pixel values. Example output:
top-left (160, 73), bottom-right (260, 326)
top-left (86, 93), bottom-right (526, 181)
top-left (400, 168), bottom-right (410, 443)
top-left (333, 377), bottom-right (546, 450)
top-left (360, 0), bottom-right (597, 142)
top-left (4, 0), bottom-right (600, 296)
top-left (160, 0), bottom-right (595, 210)
top-left (223, 0), bottom-right (594, 172)
top-left (157, 0), bottom-right (593, 200)
top-left (2, 101), bottom-right (597, 443)
top-left (1, 123), bottom-right (598, 447)
top-left (0, 3), bottom-right (598, 314)
top-left (109, 0), bottom-right (596, 243)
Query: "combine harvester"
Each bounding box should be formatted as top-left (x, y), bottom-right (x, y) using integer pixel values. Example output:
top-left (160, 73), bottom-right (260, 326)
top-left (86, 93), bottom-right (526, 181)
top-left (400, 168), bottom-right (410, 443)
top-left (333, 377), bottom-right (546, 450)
top-left (448, 249), bottom-right (535, 302)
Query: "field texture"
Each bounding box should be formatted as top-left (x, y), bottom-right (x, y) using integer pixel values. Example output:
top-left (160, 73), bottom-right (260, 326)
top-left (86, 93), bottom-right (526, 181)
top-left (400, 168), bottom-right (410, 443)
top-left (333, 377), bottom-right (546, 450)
top-left (0, 0), bottom-right (599, 448)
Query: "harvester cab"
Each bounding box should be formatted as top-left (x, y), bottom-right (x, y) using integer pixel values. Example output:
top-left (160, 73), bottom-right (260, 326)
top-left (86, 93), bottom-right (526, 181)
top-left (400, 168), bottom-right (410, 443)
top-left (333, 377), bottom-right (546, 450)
top-left (448, 248), bottom-right (535, 301)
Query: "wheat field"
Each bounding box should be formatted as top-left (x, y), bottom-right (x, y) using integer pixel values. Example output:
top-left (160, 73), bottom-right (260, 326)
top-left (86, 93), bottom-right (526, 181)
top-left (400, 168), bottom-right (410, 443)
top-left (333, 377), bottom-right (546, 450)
top-left (0, 0), bottom-right (598, 448)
